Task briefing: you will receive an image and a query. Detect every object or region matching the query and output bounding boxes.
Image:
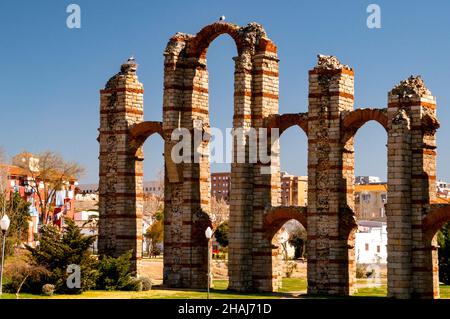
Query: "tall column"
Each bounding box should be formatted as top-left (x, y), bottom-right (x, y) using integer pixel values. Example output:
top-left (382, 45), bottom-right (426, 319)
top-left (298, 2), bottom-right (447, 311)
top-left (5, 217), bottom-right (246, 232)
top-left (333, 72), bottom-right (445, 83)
top-left (162, 34), bottom-right (210, 288)
top-left (250, 38), bottom-right (281, 292)
top-left (388, 76), bottom-right (439, 298)
top-left (227, 48), bottom-right (255, 292)
top-left (98, 59), bottom-right (144, 272)
top-left (386, 81), bottom-right (414, 298)
top-left (307, 55), bottom-right (356, 295)
top-left (227, 24), bottom-right (273, 292)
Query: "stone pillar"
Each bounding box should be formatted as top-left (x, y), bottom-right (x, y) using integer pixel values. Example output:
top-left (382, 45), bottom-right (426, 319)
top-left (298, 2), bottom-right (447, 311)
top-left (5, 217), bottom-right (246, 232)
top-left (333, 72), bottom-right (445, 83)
top-left (162, 34), bottom-right (210, 289)
top-left (98, 59), bottom-right (144, 272)
top-left (249, 39), bottom-right (281, 292)
top-left (306, 55), bottom-right (356, 295)
top-left (386, 84), bottom-right (414, 298)
top-left (224, 24), bottom-right (273, 292)
top-left (388, 76), bottom-right (439, 298)
top-left (227, 49), bottom-right (255, 292)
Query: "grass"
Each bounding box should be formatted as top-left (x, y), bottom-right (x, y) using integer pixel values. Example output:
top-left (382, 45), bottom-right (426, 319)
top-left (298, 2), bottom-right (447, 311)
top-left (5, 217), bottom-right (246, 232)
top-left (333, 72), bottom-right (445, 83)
top-left (353, 286), bottom-right (387, 297)
top-left (279, 278), bottom-right (308, 293)
top-left (1, 278), bottom-right (449, 299)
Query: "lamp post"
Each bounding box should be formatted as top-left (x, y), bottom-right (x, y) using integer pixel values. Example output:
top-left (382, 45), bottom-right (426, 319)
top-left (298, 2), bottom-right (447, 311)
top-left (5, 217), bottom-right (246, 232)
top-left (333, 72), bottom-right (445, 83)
top-left (205, 226), bottom-right (213, 299)
top-left (0, 214), bottom-right (11, 295)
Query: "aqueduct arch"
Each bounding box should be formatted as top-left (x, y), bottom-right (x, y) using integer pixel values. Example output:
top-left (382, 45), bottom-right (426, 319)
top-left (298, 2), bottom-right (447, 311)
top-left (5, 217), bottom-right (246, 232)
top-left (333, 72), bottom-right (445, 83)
top-left (98, 21), bottom-right (450, 298)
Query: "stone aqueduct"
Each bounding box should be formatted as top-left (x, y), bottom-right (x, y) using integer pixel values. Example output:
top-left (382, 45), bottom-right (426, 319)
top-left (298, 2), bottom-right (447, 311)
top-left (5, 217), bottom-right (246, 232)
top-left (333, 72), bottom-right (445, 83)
top-left (98, 22), bottom-right (450, 298)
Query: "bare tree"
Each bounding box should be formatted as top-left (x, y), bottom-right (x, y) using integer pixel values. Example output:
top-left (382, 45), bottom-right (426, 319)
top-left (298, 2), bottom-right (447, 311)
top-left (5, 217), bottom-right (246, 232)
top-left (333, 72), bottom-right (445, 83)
top-left (143, 168), bottom-right (164, 225)
top-left (12, 151), bottom-right (85, 226)
top-left (0, 149), bottom-right (9, 218)
top-left (210, 196), bottom-right (229, 230)
top-left (143, 194), bottom-right (163, 225)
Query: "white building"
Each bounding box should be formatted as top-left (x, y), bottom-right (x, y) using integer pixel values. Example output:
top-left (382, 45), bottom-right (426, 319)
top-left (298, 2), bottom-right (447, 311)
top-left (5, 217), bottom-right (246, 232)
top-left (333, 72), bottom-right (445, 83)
top-left (74, 211), bottom-right (99, 253)
top-left (355, 176), bottom-right (382, 185)
top-left (77, 181), bottom-right (163, 196)
top-left (437, 180), bottom-right (450, 198)
top-left (77, 183), bottom-right (98, 194)
top-left (355, 220), bottom-right (387, 264)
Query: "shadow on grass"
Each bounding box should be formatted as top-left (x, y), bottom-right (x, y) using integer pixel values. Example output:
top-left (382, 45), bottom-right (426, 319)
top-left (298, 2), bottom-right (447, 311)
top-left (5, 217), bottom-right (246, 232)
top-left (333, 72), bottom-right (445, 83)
top-left (150, 284), bottom-right (387, 299)
top-left (150, 284), bottom-right (293, 298)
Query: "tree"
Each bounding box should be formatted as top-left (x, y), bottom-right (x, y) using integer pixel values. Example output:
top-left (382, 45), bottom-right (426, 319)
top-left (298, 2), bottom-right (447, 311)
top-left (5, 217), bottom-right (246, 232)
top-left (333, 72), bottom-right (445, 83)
top-left (288, 225), bottom-right (307, 260)
top-left (82, 214), bottom-right (99, 254)
top-left (4, 260), bottom-right (49, 298)
top-left (3, 193), bottom-right (32, 255)
top-left (26, 219), bottom-right (98, 294)
top-left (96, 250), bottom-right (134, 291)
top-left (143, 194), bottom-right (163, 226)
top-left (438, 222), bottom-right (450, 284)
top-left (143, 169), bottom-right (164, 227)
top-left (13, 151), bottom-right (84, 225)
top-left (0, 148), bottom-right (9, 220)
top-left (145, 213), bottom-right (164, 258)
top-left (214, 222), bottom-right (229, 248)
top-left (210, 197), bottom-right (229, 230)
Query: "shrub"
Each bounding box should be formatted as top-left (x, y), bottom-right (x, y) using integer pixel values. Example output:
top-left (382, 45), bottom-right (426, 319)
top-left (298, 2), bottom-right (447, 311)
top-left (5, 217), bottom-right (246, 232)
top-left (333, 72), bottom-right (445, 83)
top-left (151, 246), bottom-right (161, 257)
top-left (356, 264), bottom-right (368, 278)
top-left (288, 226), bottom-right (307, 260)
top-left (42, 284), bottom-right (55, 296)
top-left (123, 277), bottom-right (143, 292)
top-left (95, 250), bottom-right (134, 291)
top-left (26, 219), bottom-right (98, 294)
top-left (438, 222), bottom-right (450, 284)
top-left (285, 261), bottom-right (298, 278)
top-left (215, 222), bottom-right (229, 248)
top-left (3, 255), bottom-right (50, 296)
top-left (366, 268), bottom-right (376, 278)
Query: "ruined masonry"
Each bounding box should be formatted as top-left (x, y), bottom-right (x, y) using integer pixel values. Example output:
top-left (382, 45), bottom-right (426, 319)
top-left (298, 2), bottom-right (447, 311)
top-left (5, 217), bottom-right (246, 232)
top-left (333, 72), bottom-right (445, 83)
top-left (98, 22), bottom-right (450, 298)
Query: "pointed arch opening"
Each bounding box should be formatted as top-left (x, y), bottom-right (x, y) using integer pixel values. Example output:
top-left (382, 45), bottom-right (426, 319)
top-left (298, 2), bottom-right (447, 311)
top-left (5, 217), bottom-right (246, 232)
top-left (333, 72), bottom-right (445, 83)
top-left (342, 110), bottom-right (389, 296)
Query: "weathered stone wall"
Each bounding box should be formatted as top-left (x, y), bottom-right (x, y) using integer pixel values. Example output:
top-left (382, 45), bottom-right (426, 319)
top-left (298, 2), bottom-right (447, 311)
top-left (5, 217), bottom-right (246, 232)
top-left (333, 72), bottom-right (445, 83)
top-left (98, 22), bottom-right (450, 298)
top-left (98, 60), bottom-right (144, 271)
top-left (306, 55), bottom-right (356, 295)
top-left (387, 76), bottom-right (440, 298)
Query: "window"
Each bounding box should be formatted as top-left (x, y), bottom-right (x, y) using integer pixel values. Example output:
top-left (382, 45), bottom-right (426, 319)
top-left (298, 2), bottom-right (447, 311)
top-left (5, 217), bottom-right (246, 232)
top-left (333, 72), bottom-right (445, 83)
top-left (381, 194), bottom-right (387, 203)
top-left (362, 193), bottom-right (371, 202)
top-left (213, 177), bottom-right (216, 180)
top-left (377, 245), bottom-right (380, 253)
top-left (365, 243), bottom-right (369, 251)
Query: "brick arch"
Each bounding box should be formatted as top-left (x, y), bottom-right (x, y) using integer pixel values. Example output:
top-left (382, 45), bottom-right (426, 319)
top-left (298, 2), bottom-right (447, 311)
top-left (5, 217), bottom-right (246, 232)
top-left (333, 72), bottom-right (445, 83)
top-left (187, 22), bottom-right (244, 58)
top-left (264, 206), bottom-right (307, 240)
top-left (341, 108), bottom-right (388, 143)
top-left (266, 113), bottom-right (308, 136)
top-left (423, 204), bottom-right (450, 241)
top-left (128, 121), bottom-right (163, 151)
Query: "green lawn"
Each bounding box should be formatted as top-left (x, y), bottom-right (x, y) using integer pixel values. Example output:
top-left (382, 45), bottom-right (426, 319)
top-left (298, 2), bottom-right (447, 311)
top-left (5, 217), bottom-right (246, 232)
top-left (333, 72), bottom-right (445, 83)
top-left (1, 278), bottom-right (449, 299)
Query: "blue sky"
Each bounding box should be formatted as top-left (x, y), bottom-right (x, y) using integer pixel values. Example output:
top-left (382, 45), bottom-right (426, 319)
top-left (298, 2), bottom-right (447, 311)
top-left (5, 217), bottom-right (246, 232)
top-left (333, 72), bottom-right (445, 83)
top-left (0, 1), bottom-right (449, 184)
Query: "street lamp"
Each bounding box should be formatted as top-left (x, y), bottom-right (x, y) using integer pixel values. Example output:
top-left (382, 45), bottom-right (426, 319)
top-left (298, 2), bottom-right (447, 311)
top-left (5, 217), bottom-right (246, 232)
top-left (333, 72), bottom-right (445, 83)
top-left (205, 226), bottom-right (213, 299)
top-left (0, 214), bottom-right (11, 295)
